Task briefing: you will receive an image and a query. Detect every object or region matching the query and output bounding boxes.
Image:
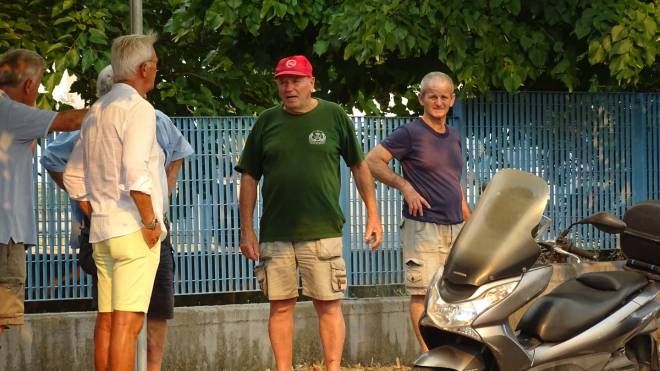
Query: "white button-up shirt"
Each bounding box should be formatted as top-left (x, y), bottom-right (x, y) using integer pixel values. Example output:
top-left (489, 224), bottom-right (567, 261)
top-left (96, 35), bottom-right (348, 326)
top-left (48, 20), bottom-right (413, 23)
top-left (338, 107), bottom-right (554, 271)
top-left (63, 83), bottom-right (167, 243)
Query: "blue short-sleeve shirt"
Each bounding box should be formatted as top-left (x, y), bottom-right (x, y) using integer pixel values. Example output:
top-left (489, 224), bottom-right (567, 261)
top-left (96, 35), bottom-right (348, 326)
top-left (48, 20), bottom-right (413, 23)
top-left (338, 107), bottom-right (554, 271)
top-left (0, 91), bottom-right (57, 245)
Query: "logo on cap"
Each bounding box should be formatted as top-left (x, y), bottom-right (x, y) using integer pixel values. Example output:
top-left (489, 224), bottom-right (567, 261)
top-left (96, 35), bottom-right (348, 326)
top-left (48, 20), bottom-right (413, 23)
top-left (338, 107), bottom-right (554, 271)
top-left (274, 55), bottom-right (313, 77)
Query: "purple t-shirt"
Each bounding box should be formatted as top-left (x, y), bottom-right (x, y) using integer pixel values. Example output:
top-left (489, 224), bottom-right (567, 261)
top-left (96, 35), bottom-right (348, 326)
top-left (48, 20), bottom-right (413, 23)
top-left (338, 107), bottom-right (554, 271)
top-left (381, 117), bottom-right (464, 225)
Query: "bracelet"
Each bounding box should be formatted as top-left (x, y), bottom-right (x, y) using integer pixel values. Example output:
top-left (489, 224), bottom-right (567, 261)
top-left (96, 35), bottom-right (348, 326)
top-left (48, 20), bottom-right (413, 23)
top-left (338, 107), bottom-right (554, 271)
top-left (142, 218), bottom-right (159, 230)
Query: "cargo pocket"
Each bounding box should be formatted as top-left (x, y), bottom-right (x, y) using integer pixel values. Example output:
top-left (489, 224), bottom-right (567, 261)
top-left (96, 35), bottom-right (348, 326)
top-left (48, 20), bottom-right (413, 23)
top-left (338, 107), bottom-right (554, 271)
top-left (405, 258), bottom-right (424, 288)
top-left (330, 260), bottom-right (347, 292)
top-left (317, 237), bottom-right (342, 260)
top-left (254, 264), bottom-right (268, 296)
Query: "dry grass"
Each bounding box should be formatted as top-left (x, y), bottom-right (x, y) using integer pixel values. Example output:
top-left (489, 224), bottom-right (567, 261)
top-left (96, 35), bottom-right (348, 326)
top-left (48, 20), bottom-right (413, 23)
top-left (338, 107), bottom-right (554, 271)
top-left (287, 358), bottom-right (409, 371)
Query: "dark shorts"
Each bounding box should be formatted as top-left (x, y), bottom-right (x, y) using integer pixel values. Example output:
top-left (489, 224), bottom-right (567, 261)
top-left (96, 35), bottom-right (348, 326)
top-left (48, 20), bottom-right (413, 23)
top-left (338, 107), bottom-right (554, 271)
top-left (79, 222), bottom-right (175, 320)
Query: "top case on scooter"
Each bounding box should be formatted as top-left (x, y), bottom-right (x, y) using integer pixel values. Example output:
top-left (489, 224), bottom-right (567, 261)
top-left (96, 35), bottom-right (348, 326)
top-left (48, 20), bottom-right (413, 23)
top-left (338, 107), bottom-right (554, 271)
top-left (621, 200), bottom-right (660, 266)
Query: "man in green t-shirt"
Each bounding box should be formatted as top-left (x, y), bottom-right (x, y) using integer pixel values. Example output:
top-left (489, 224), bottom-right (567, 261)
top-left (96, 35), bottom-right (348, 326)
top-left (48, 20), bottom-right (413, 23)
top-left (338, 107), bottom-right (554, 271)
top-left (236, 55), bottom-right (382, 371)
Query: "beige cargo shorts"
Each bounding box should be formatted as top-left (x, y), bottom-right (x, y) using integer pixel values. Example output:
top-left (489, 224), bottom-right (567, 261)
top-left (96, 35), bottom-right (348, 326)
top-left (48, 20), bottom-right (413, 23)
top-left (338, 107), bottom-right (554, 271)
top-left (0, 241), bottom-right (26, 327)
top-left (401, 218), bottom-right (464, 296)
top-left (254, 237), bottom-right (348, 301)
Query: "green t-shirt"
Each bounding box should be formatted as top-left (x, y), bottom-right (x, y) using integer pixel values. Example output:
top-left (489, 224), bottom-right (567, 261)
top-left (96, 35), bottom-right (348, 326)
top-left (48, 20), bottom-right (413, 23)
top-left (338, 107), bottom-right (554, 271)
top-left (236, 99), bottom-right (364, 242)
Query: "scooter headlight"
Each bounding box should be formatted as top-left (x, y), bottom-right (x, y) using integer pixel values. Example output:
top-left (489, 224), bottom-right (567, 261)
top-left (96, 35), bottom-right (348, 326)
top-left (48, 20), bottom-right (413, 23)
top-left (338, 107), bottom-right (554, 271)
top-left (427, 281), bottom-right (517, 328)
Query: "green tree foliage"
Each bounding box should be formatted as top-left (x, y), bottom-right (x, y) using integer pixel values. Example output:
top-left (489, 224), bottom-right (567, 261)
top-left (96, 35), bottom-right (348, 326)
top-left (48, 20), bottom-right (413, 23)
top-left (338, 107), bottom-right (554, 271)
top-left (0, 0), bottom-right (658, 115)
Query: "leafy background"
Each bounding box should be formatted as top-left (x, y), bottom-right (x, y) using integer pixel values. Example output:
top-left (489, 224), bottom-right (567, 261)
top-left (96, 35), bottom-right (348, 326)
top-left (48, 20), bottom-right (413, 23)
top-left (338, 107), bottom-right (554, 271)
top-left (0, 0), bottom-right (658, 115)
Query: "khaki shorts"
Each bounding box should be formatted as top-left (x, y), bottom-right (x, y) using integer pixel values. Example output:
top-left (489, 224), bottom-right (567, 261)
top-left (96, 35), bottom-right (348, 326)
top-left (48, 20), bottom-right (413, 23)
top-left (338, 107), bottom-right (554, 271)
top-left (0, 241), bottom-right (26, 327)
top-left (401, 218), bottom-right (463, 295)
top-left (93, 230), bottom-right (161, 313)
top-left (255, 237), bottom-right (347, 301)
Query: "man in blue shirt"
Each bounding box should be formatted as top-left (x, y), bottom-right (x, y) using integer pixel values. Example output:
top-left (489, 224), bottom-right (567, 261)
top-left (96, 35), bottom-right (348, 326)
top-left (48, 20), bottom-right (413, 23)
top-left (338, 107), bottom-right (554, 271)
top-left (366, 72), bottom-right (471, 352)
top-left (42, 65), bottom-right (193, 370)
top-left (0, 49), bottom-right (86, 338)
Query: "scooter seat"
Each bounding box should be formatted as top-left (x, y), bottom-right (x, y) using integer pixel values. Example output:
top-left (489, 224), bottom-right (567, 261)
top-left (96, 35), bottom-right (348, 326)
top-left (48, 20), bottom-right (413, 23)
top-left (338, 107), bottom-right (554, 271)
top-left (517, 271), bottom-right (647, 342)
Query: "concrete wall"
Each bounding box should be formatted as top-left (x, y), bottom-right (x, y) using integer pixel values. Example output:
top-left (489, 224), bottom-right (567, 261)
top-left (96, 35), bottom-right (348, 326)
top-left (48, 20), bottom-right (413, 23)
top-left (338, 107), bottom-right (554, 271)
top-left (1, 262), bottom-right (657, 371)
top-left (0, 298), bottom-right (419, 371)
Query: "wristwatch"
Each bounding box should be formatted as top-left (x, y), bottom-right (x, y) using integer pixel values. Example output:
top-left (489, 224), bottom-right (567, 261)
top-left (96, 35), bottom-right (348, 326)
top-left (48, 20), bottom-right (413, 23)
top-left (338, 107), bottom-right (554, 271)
top-left (142, 218), bottom-right (159, 230)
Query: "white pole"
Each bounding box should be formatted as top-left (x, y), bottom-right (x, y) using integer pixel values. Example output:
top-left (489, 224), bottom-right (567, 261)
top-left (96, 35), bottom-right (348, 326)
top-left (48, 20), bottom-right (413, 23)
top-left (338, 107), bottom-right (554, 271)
top-left (128, 2), bottom-right (147, 370)
top-left (130, 0), bottom-right (143, 35)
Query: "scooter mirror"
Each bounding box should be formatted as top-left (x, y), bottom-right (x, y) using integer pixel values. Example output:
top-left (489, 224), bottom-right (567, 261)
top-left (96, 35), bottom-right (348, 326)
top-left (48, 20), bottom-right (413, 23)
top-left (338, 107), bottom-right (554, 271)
top-left (577, 212), bottom-right (627, 234)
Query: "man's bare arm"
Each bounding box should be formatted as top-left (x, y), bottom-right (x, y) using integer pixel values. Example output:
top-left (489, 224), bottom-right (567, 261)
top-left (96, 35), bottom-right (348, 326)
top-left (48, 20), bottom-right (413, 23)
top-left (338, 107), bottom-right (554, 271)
top-left (461, 189), bottom-right (472, 221)
top-left (77, 200), bottom-right (92, 218)
top-left (366, 144), bottom-right (430, 216)
top-left (130, 190), bottom-right (160, 247)
top-left (350, 160), bottom-right (382, 250)
top-left (239, 173), bottom-right (260, 261)
top-left (165, 159), bottom-right (184, 196)
top-left (49, 109), bottom-right (87, 132)
top-left (46, 170), bottom-right (65, 190)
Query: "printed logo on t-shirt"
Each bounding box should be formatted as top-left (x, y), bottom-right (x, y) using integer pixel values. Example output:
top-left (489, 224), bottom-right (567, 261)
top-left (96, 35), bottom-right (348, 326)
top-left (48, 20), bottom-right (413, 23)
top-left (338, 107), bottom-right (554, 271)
top-left (308, 130), bottom-right (326, 145)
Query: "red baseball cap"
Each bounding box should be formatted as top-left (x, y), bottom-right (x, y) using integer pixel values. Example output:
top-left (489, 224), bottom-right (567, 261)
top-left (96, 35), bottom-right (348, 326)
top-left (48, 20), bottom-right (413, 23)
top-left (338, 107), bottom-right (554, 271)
top-left (274, 55), bottom-right (313, 77)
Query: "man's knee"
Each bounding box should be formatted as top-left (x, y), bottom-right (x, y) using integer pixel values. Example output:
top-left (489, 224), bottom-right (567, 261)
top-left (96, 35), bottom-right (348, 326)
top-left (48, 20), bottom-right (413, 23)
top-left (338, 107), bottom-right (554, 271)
top-left (269, 298), bottom-right (296, 316)
top-left (312, 299), bottom-right (342, 316)
top-left (96, 312), bottom-right (112, 330)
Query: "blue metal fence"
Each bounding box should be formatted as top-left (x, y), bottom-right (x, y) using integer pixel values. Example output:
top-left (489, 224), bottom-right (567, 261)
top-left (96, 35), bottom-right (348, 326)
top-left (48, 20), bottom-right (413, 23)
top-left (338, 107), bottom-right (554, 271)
top-left (28, 92), bottom-right (660, 301)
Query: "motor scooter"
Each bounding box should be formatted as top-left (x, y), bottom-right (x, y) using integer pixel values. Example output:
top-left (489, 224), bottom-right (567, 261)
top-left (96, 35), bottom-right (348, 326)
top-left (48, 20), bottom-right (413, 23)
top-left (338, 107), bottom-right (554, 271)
top-left (412, 168), bottom-right (659, 370)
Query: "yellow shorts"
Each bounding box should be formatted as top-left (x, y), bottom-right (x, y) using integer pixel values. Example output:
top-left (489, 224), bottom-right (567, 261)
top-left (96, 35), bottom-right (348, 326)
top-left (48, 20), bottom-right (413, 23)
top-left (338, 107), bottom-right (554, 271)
top-left (401, 219), bottom-right (463, 295)
top-left (93, 230), bottom-right (161, 313)
top-left (255, 237), bottom-right (347, 301)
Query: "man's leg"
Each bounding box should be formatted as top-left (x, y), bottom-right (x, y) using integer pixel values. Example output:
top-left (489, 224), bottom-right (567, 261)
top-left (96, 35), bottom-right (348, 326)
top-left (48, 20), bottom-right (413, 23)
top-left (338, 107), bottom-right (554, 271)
top-left (296, 237), bottom-right (347, 371)
top-left (0, 242), bottom-right (26, 337)
top-left (312, 299), bottom-right (345, 371)
top-left (94, 312), bottom-right (112, 371)
top-left (105, 230), bottom-right (161, 371)
top-left (145, 228), bottom-right (175, 371)
top-left (146, 318), bottom-right (168, 371)
top-left (269, 298), bottom-right (297, 371)
top-left (409, 295), bottom-right (428, 352)
top-left (257, 241), bottom-right (298, 371)
top-left (401, 219), bottom-right (451, 352)
top-left (109, 310), bottom-right (145, 371)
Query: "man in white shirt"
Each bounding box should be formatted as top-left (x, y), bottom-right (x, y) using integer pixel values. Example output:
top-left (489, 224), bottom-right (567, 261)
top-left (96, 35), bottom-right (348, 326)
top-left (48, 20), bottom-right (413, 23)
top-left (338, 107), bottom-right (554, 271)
top-left (64, 33), bottom-right (166, 371)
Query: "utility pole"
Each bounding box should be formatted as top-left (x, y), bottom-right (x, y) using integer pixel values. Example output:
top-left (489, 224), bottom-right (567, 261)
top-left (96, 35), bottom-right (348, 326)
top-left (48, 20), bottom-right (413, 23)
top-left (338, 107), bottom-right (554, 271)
top-left (130, 0), bottom-right (143, 34)
top-left (130, 2), bottom-right (147, 371)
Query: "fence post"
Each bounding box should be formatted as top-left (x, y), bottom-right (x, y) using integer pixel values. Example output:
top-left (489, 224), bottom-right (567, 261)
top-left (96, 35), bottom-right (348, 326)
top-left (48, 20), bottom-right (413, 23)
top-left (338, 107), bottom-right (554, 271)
top-left (631, 93), bottom-right (648, 205)
top-left (452, 99), bottom-right (472, 205)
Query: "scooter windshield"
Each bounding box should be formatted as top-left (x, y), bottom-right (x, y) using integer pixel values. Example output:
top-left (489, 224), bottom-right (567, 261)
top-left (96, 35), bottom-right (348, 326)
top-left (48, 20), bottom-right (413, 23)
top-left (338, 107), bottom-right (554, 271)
top-left (443, 169), bottom-right (549, 287)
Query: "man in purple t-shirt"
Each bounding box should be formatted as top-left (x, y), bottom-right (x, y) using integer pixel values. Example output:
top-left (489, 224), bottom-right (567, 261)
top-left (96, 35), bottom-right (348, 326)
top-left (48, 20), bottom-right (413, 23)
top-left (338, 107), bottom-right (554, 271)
top-left (366, 71), bottom-right (471, 352)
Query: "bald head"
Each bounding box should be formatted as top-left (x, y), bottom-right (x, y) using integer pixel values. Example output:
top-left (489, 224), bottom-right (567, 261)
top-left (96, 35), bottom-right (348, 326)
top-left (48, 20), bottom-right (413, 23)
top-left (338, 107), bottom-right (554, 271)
top-left (419, 72), bottom-right (455, 97)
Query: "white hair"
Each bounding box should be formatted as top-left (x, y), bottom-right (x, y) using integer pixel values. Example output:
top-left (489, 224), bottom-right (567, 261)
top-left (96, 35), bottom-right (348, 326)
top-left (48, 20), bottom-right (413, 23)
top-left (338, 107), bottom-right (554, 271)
top-left (419, 71), bottom-right (455, 96)
top-left (110, 32), bottom-right (157, 82)
top-left (0, 49), bottom-right (45, 87)
top-left (96, 65), bottom-right (114, 97)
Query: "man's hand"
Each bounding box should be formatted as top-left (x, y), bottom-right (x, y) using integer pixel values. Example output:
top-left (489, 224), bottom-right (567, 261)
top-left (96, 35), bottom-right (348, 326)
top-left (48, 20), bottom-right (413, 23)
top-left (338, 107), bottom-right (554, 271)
top-left (402, 183), bottom-right (431, 217)
top-left (141, 221), bottom-right (161, 248)
top-left (364, 214), bottom-right (383, 250)
top-left (240, 228), bottom-right (260, 261)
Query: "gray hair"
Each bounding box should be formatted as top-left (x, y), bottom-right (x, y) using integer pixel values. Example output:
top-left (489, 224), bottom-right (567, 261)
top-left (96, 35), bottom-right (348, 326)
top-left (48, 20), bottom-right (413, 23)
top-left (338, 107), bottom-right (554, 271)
top-left (419, 71), bottom-right (455, 96)
top-left (111, 32), bottom-right (157, 82)
top-left (0, 49), bottom-right (45, 87)
top-left (96, 65), bottom-right (114, 97)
